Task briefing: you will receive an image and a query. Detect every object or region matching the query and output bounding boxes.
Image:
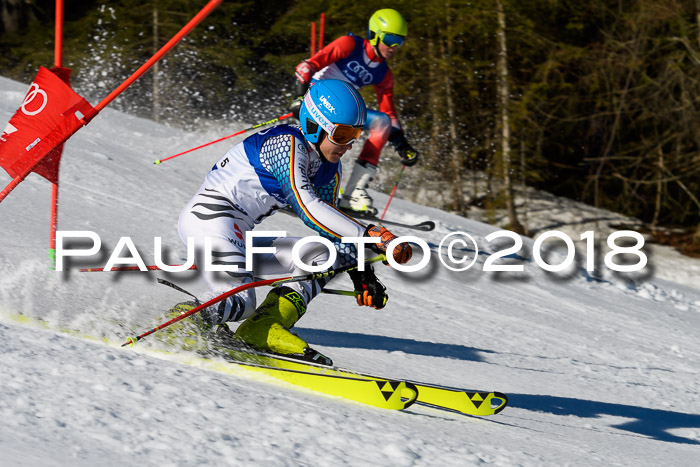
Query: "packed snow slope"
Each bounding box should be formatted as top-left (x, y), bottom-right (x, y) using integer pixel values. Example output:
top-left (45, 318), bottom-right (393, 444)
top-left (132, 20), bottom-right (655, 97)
top-left (1, 76), bottom-right (699, 466)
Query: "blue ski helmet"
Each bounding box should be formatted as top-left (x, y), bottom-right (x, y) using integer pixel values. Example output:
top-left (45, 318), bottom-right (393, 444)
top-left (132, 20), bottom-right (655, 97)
top-left (299, 79), bottom-right (367, 145)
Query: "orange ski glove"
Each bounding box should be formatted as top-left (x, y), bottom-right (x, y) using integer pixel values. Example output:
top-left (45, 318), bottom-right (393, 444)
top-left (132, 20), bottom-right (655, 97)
top-left (365, 224), bottom-right (412, 264)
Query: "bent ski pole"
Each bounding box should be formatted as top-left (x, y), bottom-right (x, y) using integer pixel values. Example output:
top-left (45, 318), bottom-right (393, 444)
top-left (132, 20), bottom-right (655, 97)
top-left (121, 255), bottom-right (385, 347)
top-left (154, 112), bottom-right (293, 164)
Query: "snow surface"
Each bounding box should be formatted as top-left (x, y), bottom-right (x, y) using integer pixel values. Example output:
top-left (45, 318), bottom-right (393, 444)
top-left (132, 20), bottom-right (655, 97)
top-left (1, 75), bottom-right (700, 466)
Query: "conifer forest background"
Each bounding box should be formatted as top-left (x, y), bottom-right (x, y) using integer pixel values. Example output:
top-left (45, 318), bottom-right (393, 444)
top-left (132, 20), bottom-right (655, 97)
top-left (1, 0), bottom-right (699, 248)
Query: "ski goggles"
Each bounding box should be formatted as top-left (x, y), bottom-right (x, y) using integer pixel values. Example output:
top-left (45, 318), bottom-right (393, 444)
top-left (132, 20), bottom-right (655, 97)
top-left (328, 124), bottom-right (363, 146)
top-left (380, 32), bottom-right (405, 48)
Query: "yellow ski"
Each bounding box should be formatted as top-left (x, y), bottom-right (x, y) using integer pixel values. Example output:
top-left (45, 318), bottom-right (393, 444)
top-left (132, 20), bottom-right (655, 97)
top-left (1, 311), bottom-right (499, 414)
top-left (216, 346), bottom-right (508, 416)
top-left (228, 360), bottom-right (419, 411)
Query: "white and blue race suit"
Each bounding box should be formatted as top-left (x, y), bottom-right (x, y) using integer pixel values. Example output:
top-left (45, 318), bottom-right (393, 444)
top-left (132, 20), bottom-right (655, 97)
top-left (178, 124), bottom-right (367, 323)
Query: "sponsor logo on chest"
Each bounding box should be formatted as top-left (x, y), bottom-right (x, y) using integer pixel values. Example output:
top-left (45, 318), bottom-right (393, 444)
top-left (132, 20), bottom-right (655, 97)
top-left (344, 61), bottom-right (374, 85)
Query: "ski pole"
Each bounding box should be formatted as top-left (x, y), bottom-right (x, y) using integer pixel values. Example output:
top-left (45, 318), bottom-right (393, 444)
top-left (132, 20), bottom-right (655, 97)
top-left (79, 264), bottom-right (197, 272)
top-left (121, 255), bottom-right (386, 347)
top-left (156, 280), bottom-right (356, 301)
top-left (379, 165), bottom-right (407, 220)
top-left (157, 278), bottom-right (354, 299)
top-left (321, 288), bottom-right (355, 297)
top-left (154, 112), bottom-right (293, 165)
top-left (158, 277), bottom-right (356, 299)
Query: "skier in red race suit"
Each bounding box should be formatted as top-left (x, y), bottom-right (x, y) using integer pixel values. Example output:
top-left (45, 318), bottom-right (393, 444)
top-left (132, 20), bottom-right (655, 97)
top-left (293, 8), bottom-right (419, 216)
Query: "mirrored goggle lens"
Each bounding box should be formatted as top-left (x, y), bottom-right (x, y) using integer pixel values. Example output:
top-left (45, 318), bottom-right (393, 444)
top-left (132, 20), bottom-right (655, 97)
top-left (381, 33), bottom-right (405, 48)
top-left (330, 124), bottom-right (362, 146)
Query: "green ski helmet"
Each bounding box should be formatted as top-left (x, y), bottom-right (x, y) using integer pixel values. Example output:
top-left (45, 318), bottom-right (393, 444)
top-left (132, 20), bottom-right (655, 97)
top-left (368, 9), bottom-right (408, 48)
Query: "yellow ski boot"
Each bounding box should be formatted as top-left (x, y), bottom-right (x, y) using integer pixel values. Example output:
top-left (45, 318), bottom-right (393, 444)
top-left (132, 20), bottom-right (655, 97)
top-left (234, 286), bottom-right (332, 365)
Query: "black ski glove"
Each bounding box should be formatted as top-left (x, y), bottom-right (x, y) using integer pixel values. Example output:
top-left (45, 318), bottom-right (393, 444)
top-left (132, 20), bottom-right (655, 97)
top-left (348, 266), bottom-right (388, 309)
top-left (389, 128), bottom-right (419, 166)
top-left (295, 61), bottom-right (314, 97)
top-left (294, 81), bottom-right (309, 101)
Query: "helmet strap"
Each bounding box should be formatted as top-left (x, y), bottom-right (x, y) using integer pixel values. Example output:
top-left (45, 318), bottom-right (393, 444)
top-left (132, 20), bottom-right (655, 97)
top-left (365, 37), bottom-right (383, 61)
top-left (373, 43), bottom-right (385, 60)
top-left (316, 131), bottom-right (329, 162)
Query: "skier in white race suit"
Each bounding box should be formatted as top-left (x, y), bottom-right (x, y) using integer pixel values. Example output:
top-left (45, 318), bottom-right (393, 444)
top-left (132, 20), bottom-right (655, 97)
top-left (178, 79), bottom-right (412, 364)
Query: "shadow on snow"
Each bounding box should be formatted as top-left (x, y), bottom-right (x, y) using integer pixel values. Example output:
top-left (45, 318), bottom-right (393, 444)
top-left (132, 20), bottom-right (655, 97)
top-left (295, 328), bottom-right (494, 362)
top-left (295, 328), bottom-right (699, 444)
top-left (510, 393), bottom-right (700, 445)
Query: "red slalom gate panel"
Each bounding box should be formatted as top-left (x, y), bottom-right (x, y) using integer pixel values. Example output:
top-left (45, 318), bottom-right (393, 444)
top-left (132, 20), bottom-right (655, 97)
top-left (0, 66), bottom-right (95, 184)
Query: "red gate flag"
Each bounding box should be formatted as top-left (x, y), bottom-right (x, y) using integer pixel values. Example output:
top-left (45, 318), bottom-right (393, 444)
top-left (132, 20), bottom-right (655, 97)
top-left (0, 66), bottom-right (95, 184)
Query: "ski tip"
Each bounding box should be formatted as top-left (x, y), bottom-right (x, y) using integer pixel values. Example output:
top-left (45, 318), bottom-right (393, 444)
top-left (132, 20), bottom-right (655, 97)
top-left (415, 221), bottom-right (436, 231)
top-left (492, 392), bottom-right (508, 414)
